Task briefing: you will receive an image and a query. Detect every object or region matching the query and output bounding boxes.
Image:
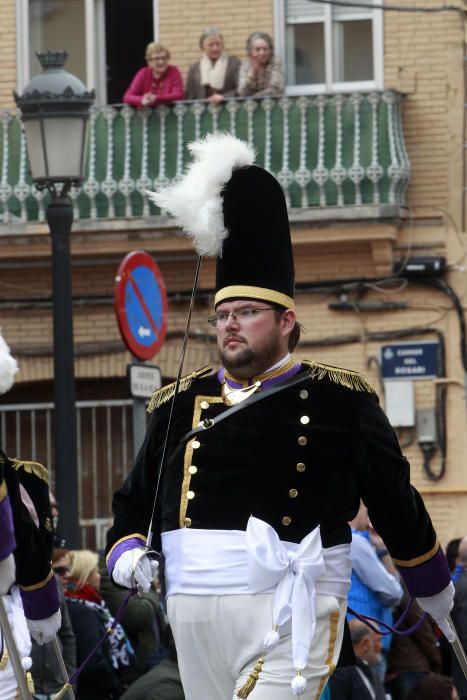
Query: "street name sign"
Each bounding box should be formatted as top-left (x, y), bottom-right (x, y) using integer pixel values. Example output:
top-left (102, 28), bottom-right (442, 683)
top-left (127, 364), bottom-right (162, 399)
top-left (380, 341), bottom-right (439, 381)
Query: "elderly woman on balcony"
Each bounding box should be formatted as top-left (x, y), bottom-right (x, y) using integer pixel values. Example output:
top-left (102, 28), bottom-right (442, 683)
top-left (185, 27), bottom-right (241, 105)
top-left (237, 31), bottom-right (285, 98)
top-left (123, 42), bottom-right (184, 108)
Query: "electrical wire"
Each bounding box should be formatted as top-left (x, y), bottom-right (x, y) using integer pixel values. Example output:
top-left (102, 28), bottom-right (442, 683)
top-left (305, 0), bottom-right (463, 12)
top-left (393, 207), bottom-right (415, 277)
top-left (415, 277), bottom-right (467, 371)
top-left (364, 278), bottom-right (409, 294)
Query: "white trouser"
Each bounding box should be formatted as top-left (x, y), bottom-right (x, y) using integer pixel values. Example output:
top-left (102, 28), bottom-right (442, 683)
top-left (167, 591), bottom-right (347, 700)
top-left (162, 519), bottom-right (351, 700)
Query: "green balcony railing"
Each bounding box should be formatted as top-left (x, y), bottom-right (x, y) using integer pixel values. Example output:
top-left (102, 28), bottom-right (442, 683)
top-left (0, 92), bottom-right (410, 224)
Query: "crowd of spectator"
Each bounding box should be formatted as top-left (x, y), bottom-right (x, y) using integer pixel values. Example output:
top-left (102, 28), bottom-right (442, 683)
top-left (329, 504), bottom-right (463, 700)
top-left (123, 28), bottom-right (285, 108)
top-left (2, 479), bottom-right (466, 700)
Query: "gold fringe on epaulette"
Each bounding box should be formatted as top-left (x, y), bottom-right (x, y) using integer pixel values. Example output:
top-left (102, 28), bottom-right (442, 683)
top-left (237, 656), bottom-right (265, 698)
top-left (304, 360), bottom-right (374, 393)
top-left (147, 366), bottom-right (213, 413)
top-left (10, 458), bottom-right (49, 484)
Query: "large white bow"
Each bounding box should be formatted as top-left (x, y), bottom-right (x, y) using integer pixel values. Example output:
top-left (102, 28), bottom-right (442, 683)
top-left (246, 516), bottom-right (326, 671)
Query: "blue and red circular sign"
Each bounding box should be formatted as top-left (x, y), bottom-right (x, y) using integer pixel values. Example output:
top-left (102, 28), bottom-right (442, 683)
top-left (115, 251), bottom-right (168, 360)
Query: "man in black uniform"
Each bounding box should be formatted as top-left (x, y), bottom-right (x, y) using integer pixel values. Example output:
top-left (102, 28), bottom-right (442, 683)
top-left (107, 135), bottom-right (455, 700)
top-left (0, 331), bottom-right (61, 640)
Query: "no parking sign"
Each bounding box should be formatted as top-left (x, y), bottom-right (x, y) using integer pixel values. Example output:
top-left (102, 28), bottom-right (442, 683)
top-left (114, 251), bottom-right (168, 360)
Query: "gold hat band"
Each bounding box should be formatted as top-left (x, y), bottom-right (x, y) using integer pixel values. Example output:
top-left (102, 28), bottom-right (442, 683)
top-left (214, 285), bottom-right (294, 310)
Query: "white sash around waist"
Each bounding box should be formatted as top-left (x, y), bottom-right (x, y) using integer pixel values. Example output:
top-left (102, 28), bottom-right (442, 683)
top-left (162, 516), bottom-right (351, 674)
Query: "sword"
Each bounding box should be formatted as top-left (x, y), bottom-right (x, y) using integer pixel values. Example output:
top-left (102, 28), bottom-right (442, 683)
top-left (51, 636), bottom-right (76, 700)
top-left (446, 615), bottom-right (467, 680)
top-left (0, 596), bottom-right (32, 700)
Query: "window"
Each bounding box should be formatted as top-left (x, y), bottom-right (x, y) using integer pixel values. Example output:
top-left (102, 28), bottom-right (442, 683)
top-left (278, 0), bottom-right (383, 93)
top-left (16, 0), bottom-right (157, 104)
top-left (28, 0), bottom-right (87, 82)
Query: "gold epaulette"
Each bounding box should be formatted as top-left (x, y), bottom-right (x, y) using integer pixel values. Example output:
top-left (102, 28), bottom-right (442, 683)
top-left (303, 360), bottom-right (375, 393)
top-left (10, 458), bottom-right (49, 484)
top-left (147, 365), bottom-right (213, 413)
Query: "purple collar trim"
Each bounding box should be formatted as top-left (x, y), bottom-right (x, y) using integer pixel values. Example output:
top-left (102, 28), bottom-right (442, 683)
top-left (217, 362), bottom-right (302, 390)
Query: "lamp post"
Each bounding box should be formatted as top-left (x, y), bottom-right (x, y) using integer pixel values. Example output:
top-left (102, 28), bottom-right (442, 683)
top-left (14, 52), bottom-right (94, 548)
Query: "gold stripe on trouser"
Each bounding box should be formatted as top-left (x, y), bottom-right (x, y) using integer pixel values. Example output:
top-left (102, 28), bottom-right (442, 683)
top-left (314, 607), bottom-right (341, 699)
top-left (167, 592), bottom-right (347, 700)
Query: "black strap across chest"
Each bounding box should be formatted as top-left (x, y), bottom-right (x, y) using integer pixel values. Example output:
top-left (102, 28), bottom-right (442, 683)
top-left (180, 370), bottom-right (310, 444)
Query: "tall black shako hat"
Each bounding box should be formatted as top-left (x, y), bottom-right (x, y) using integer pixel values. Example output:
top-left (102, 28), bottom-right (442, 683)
top-left (217, 165), bottom-right (294, 308)
top-left (148, 133), bottom-right (294, 309)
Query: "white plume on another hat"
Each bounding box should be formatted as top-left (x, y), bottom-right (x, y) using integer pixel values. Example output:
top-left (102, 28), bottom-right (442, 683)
top-left (0, 332), bottom-right (18, 395)
top-left (147, 133), bottom-right (256, 257)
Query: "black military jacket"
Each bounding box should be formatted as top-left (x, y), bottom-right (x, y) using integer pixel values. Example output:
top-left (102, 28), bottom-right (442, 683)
top-left (1, 450), bottom-right (53, 588)
top-left (107, 362), bottom-right (437, 566)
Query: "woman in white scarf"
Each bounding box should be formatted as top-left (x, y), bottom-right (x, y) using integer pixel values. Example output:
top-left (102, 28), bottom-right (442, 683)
top-left (185, 27), bottom-right (240, 104)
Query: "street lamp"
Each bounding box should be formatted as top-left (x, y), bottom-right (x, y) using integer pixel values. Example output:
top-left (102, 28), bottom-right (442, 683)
top-left (14, 52), bottom-right (94, 547)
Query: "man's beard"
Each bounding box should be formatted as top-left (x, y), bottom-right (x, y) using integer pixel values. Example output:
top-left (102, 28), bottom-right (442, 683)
top-left (219, 332), bottom-right (283, 379)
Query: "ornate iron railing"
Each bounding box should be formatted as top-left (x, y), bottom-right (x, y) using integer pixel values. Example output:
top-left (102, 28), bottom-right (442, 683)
top-left (0, 92), bottom-right (410, 224)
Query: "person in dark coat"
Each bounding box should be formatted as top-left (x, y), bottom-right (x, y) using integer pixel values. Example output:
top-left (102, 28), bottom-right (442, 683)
top-left (329, 619), bottom-right (386, 700)
top-left (406, 673), bottom-right (458, 700)
top-left (98, 553), bottom-right (167, 672)
top-left (451, 536), bottom-right (467, 700)
top-left (386, 584), bottom-right (441, 700)
top-left (66, 550), bottom-right (135, 700)
top-left (185, 28), bottom-right (240, 104)
top-left (119, 627), bottom-right (184, 700)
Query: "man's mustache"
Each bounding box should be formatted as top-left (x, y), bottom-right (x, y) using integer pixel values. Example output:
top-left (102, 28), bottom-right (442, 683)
top-left (223, 335), bottom-right (246, 347)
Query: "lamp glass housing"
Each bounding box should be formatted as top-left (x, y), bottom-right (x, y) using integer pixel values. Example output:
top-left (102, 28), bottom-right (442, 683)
top-left (23, 115), bottom-right (87, 182)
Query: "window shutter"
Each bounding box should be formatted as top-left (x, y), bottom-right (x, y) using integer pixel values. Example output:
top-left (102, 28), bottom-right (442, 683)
top-left (286, 0), bottom-right (324, 22)
top-left (331, 0), bottom-right (374, 20)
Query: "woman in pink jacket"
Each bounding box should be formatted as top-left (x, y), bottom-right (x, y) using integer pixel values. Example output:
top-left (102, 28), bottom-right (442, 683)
top-left (123, 42), bottom-right (184, 108)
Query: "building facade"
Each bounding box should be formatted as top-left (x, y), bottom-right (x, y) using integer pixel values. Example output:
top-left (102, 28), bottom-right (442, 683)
top-left (0, 0), bottom-right (466, 549)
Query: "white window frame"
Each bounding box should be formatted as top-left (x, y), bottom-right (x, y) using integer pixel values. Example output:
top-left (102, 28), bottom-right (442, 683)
top-left (274, 0), bottom-right (384, 94)
top-left (16, 0), bottom-right (160, 103)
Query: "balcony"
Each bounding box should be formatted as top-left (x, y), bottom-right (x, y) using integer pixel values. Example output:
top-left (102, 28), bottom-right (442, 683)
top-left (0, 91), bottom-right (409, 225)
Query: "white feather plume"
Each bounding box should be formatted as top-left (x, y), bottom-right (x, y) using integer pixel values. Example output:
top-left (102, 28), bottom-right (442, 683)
top-left (147, 133), bottom-right (256, 257)
top-left (0, 332), bottom-right (18, 395)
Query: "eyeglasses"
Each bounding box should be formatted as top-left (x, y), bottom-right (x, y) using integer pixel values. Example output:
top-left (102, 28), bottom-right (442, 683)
top-left (207, 306), bottom-right (277, 328)
top-left (53, 566), bottom-right (70, 576)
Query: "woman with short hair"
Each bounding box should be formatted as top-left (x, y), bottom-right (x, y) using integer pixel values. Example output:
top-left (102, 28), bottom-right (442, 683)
top-left (123, 42), bottom-right (184, 108)
top-left (237, 31), bottom-right (285, 98)
top-left (185, 27), bottom-right (240, 104)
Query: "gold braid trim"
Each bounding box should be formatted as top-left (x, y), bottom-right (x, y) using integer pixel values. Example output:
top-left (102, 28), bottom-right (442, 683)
top-left (10, 458), bottom-right (49, 484)
top-left (314, 610), bottom-right (340, 700)
top-left (147, 366), bottom-right (213, 413)
top-left (19, 567), bottom-right (54, 592)
top-left (237, 656), bottom-right (265, 698)
top-left (304, 360), bottom-right (374, 394)
top-left (392, 538), bottom-right (440, 567)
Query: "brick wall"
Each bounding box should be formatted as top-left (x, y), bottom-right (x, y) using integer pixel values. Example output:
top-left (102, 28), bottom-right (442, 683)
top-left (0, 0), bottom-right (17, 108)
top-left (384, 1), bottom-right (464, 218)
top-left (159, 0), bottom-right (274, 78)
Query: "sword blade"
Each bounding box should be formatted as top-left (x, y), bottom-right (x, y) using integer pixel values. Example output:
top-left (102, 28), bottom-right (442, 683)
top-left (52, 637), bottom-right (76, 700)
top-left (448, 615), bottom-right (467, 681)
top-left (0, 596), bottom-right (32, 700)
